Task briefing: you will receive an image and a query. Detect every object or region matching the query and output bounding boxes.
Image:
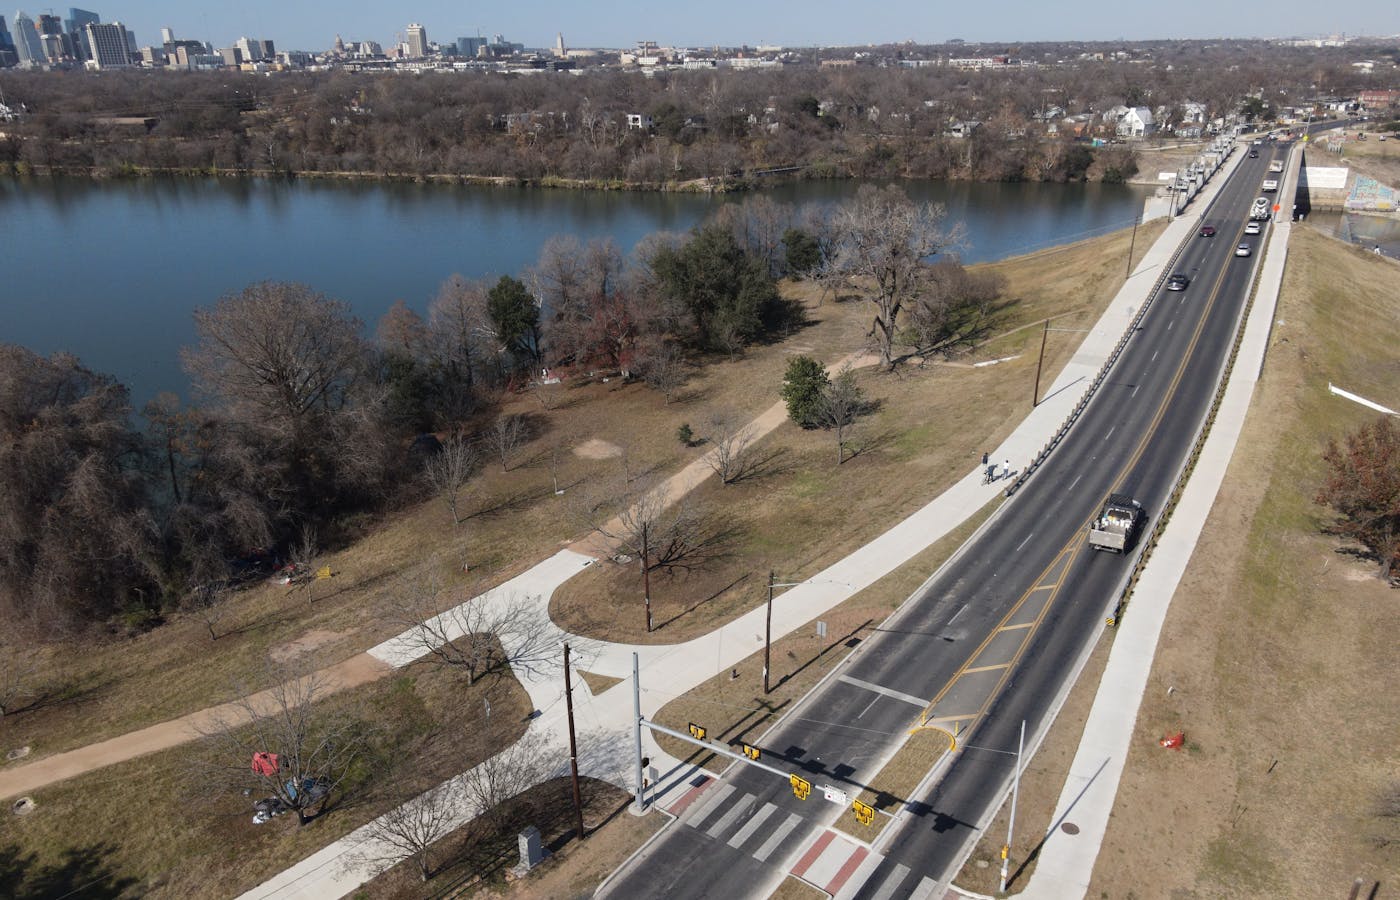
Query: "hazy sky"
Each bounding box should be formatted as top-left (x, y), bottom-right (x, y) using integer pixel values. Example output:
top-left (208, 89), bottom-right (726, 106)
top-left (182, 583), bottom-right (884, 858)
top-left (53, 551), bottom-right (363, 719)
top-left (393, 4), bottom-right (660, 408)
top-left (60, 1), bottom-right (1400, 53)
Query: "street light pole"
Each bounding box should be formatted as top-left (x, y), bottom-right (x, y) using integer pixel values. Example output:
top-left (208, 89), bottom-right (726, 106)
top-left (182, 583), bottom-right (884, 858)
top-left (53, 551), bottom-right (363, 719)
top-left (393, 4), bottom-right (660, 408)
top-left (999, 719), bottom-right (1026, 893)
top-left (1125, 216), bottom-right (1140, 279)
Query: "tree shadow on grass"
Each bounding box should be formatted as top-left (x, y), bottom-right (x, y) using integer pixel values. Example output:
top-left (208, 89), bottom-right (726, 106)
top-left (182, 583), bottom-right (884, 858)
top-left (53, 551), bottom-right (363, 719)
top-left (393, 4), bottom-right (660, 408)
top-left (0, 841), bottom-right (138, 900)
top-left (652, 572), bottom-right (752, 632)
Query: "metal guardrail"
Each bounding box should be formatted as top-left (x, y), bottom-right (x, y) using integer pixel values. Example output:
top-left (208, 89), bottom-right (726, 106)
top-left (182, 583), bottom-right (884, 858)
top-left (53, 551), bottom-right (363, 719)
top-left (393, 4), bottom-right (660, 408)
top-left (1002, 145), bottom-right (1238, 500)
top-left (1106, 143), bottom-right (1292, 624)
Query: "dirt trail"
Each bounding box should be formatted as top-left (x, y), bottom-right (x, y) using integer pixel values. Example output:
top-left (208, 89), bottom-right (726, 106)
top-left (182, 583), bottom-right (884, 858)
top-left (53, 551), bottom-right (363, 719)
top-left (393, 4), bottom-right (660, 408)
top-left (0, 654), bottom-right (390, 800)
top-left (2, 351), bottom-right (878, 801)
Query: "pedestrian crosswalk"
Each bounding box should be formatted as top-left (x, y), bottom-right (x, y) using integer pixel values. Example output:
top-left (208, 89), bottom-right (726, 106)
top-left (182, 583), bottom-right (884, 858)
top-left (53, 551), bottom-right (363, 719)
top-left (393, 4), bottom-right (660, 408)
top-left (668, 780), bottom-right (811, 866)
top-left (663, 779), bottom-right (944, 899)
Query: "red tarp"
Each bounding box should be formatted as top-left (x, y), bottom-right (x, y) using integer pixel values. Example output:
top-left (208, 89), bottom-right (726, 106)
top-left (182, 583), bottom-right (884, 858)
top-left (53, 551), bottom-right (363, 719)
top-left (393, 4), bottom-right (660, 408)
top-left (251, 751), bottom-right (280, 776)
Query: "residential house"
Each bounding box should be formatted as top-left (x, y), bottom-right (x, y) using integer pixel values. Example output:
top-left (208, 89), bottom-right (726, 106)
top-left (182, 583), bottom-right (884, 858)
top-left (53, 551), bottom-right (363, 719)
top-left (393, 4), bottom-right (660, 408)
top-left (1117, 107), bottom-right (1154, 138)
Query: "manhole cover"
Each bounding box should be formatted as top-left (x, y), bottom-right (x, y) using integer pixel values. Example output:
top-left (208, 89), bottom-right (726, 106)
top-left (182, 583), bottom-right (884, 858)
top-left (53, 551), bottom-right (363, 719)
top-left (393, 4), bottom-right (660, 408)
top-left (5, 746), bottom-right (31, 762)
top-left (1060, 821), bottom-right (1080, 835)
top-left (12, 797), bottom-right (36, 816)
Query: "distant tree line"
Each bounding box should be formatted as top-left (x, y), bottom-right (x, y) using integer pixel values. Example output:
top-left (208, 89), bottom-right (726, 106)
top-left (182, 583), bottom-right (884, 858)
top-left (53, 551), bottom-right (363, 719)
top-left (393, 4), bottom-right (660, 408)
top-left (0, 42), bottom-right (1372, 185)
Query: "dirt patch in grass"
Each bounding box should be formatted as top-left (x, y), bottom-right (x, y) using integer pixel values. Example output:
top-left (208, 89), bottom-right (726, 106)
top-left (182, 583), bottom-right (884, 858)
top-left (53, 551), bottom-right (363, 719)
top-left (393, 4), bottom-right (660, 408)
top-left (358, 779), bottom-right (659, 900)
top-left (554, 222), bottom-right (1166, 646)
top-left (1086, 226), bottom-right (1400, 897)
top-left (574, 438), bottom-right (624, 460)
top-left (268, 628), bottom-right (353, 664)
top-left (0, 660), bottom-right (532, 899)
top-left (651, 499), bottom-right (1000, 771)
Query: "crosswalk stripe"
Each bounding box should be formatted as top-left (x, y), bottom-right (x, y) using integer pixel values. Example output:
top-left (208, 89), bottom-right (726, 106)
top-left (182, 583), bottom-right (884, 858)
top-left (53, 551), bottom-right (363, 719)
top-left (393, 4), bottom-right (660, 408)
top-left (705, 791), bottom-right (753, 838)
top-left (908, 875), bottom-right (939, 900)
top-left (752, 812), bottom-right (802, 862)
top-left (681, 783), bottom-right (734, 829)
top-left (867, 863), bottom-right (910, 900)
top-left (727, 801), bottom-right (777, 848)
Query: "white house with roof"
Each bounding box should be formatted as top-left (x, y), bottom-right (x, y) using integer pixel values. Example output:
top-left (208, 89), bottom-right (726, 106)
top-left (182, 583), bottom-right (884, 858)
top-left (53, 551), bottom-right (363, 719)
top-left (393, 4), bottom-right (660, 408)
top-left (1117, 106), bottom-right (1154, 138)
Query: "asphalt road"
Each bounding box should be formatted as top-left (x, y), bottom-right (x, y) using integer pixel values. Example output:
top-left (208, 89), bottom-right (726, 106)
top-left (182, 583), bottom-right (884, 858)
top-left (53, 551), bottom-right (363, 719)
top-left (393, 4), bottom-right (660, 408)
top-left (600, 141), bottom-right (1289, 900)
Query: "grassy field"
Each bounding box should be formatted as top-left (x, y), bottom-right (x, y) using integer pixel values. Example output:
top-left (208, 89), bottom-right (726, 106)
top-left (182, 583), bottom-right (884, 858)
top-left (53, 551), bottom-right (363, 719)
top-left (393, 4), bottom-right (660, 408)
top-left (0, 659), bottom-right (531, 898)
top-left (554, 220), bottom-right (1167, 646)
top-left (948, 226), bottom-right (1400, 899)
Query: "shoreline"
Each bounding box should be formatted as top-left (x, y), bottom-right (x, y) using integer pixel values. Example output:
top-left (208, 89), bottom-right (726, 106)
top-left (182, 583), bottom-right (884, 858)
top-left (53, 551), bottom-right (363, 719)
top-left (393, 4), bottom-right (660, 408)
top-left (0, 162), bottom-right (1134, 194)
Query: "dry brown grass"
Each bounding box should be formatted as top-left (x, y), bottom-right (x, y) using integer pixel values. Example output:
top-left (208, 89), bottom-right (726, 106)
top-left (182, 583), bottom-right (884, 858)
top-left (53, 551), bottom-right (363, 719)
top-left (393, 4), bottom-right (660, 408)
top-left (358, 779), bottom-right (658, 900)
top-left (1081, 226), bottom-right (1400, 897)
top-left (554, 221), bottom-right (1166, 646)
top-left (769, 874), bottom-right (830, 900)
top-left (0, 660), bottom-right (531, 899)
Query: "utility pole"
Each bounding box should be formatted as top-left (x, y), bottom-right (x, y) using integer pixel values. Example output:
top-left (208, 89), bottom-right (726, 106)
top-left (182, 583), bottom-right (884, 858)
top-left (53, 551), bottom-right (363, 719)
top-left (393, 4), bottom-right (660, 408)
top-left (1031, 320), bottom-right (1050, 407)
top-left (999, 719), bottom-right (1026, 894)
top-left (764, 571), bottom-right (775, 694)
top-left (563, 643), bottom-right (586, 841)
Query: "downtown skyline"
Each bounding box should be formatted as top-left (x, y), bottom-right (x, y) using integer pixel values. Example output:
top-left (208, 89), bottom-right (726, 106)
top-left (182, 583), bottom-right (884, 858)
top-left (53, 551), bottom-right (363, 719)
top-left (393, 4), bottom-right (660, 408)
top-left (57, 0), bottom-right (1400, 56)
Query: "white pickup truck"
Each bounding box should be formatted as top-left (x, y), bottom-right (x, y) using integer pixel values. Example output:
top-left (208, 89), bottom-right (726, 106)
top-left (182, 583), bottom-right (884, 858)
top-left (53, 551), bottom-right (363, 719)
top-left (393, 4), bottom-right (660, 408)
top-left (1262, 179), bottom-right (1278, 192)
top-left (1268, 160), bottom-right (1285, 173)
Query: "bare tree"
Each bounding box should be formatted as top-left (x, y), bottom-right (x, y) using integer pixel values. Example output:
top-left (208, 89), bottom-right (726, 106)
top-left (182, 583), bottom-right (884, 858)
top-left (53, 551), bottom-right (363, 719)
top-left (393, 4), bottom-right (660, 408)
top-left (288, 524), bottom-right (320, 606)
top-left (381, 568), bottom-right (564, 686)
top-left (0, 648), bottom-right (40, 719)
top-left (489, 414), bottom-right (527, 472)
top-left (351, 779), bottom-right (464, 882)
top-left (819, 366), bottom-right (866, 466)
top-left (636, 337), bottom-right (687, 404)
top-left (423, 436), bottom-right (479, 529)
top-left (194, 664), bottom-right (370, 826)
top-left (829, 185), bottom-right (965, 370)
top-left (186, 581), bottom-right (232, 642)
top-left (701, 412), bottom-right (757, 485)
top-left (182, 281), bottom-right (366, 432)
top-left (459, 731), bottom-right (559, 829)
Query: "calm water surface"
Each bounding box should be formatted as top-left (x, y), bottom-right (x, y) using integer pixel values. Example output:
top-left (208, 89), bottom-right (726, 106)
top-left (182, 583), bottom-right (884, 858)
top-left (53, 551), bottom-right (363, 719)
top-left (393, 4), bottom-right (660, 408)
top-left (1, 176), bottom-right (1151, 405)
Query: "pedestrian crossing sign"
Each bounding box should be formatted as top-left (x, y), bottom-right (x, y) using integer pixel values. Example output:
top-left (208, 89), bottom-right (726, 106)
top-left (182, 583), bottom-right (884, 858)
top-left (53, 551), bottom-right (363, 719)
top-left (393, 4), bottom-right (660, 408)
top-left (741, 743), bottom-right (760, 761)
top-left (688, 722), bottom-right (707, 741)
top-left (852, 799), bottom-right (875, 825)
top-left (790, 774), bottom-right (811, 800)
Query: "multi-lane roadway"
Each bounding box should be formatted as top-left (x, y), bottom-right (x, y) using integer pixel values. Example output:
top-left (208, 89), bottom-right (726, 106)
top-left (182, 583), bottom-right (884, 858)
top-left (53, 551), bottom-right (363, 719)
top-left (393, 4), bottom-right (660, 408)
top-left (601, 138), bottom-right (1293, 900)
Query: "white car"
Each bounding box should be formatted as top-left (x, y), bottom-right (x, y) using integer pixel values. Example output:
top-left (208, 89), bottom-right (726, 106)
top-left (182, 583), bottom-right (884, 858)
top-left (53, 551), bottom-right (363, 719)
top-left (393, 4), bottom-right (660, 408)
top-left (1235, 244), bottom-right (1252, 257)
top-left (1245, 222), bottom-right (1262, 235)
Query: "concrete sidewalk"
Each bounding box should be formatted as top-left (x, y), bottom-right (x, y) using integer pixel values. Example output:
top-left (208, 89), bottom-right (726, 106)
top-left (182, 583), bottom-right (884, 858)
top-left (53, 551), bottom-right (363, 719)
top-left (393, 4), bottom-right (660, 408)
top-left (1014, 141), bottom-right (1296, 900)
top-left (237, 174), bottom-right (1244, 897)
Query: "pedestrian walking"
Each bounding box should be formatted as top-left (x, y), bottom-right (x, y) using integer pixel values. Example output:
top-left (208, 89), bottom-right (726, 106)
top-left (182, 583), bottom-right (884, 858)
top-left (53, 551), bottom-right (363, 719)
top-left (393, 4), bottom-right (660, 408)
top-left (1001, 459), bottom-right (1011, 480)
top-left (981, 451), bottom-right (989, 466)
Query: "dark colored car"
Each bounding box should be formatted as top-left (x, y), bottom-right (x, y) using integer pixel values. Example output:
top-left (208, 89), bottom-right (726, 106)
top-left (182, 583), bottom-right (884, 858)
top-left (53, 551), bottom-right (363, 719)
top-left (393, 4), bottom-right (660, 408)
top-left (1166, 274), bottom-right (1190, 291)
top-left (1199, 225), bottom-right (1217, 237)
top-left (1249, 150), bottom-right (1259, 158)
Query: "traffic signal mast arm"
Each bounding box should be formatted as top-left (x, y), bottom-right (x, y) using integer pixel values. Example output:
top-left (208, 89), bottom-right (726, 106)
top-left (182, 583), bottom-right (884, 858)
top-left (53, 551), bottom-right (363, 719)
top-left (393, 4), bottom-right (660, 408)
top-left (638, 717), bottom-right (793, 781)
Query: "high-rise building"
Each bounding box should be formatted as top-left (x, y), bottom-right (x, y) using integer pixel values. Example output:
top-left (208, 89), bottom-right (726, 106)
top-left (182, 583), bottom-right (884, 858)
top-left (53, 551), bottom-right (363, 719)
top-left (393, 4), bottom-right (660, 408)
top-left (159, 26), bottom-right (171, 44)
top-left (554, 32), bottom-right (565, 58)
top-left (234, 37), bottom-right (273, 61)
top-left (0, 15), bottom-right (15, 53)
top-left (64, 6), bottom-right (96, 59)
top-left (405, 22), bottom-right (427, 58)
top-left (456, 35), bottom-right (484, 58)
top-left (11, 11), bottom-right (44, 66)
top-left (82, 20), bottom-right (129, 68)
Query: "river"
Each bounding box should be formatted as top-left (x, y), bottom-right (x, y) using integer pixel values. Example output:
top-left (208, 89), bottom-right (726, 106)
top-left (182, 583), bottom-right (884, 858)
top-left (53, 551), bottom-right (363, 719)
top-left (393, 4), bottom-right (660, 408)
top-left (0, 176), bottom-right (1151, 406)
